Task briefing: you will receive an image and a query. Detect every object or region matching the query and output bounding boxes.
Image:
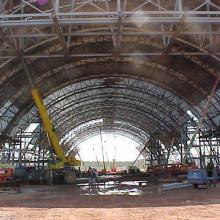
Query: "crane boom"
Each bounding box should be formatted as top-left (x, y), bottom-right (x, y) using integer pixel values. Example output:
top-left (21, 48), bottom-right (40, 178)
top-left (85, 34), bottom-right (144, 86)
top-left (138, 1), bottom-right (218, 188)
top-left (31, 88), bottom-right (80, 168)
top-left (31, 88), bottom-right (66, 161)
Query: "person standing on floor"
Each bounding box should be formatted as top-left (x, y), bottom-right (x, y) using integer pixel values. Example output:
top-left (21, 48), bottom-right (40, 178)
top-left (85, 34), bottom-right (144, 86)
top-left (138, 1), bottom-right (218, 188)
top-left (88, 167), bottom-right (96, 188)
top-left (207, 160), bottom-right (214, 177)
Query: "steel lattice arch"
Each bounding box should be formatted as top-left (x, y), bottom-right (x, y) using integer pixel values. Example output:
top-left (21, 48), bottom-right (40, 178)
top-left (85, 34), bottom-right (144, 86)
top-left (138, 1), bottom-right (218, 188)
top-left (0, 0), bottom-right (220, 166)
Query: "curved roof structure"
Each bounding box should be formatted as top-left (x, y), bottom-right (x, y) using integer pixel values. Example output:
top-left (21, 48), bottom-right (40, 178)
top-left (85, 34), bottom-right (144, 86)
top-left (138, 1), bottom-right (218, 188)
top-left (0, 0), bottom-right (220, 163)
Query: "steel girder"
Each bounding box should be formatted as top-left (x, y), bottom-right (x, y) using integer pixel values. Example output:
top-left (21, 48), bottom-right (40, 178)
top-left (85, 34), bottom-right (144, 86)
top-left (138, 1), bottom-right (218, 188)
top-left (1, 57), bottom-right (217, 137)
top-left (5, 77), bottom-right (202, 151)
top-left (0, 0), bottom-right (220, 59)
top-left (7, 76), bottom-right (196, 129)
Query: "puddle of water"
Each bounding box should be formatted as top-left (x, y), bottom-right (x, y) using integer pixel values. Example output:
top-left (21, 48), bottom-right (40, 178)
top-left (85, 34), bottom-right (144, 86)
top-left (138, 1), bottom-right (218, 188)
top-left (120, 181), bottom-right (147, 186)
top-left (80, 187), bottom-right (143, 196)
top-left (98, 188), bottom-right (143, 196)
top-left (79, 181), bottom-right (119, 191)
top-left (79, 180), bottom-right (146, 196)
top-left (81, 192), bottom-right (97, 196)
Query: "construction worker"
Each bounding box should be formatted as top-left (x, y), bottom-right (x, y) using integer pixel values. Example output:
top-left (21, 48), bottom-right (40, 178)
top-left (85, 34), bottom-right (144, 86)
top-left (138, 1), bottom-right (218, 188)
top-left (88, 167), bottom-right (96, 188)
top-left (207, 160), bottom-right (214, 177)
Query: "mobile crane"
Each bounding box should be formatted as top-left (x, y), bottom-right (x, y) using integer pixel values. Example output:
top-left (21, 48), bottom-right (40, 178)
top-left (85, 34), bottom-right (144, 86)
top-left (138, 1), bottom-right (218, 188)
top-left (21, 58), bottom-right (81, 184)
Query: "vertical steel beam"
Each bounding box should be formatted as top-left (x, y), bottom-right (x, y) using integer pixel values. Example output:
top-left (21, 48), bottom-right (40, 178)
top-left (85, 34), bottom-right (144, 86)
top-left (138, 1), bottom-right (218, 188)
top-left (177, 0), bottom-right (183, 11)
top-left (67, 0), bottom-right (76, 50)
top-left (52, 14), bottom-right (68, 54)
top-left (53, 0), bottom-right (59, 14)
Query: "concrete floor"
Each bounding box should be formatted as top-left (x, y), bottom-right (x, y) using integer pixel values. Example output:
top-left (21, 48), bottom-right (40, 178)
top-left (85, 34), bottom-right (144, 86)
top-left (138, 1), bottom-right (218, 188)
top-left (0, 183), bottom-right (220, 220)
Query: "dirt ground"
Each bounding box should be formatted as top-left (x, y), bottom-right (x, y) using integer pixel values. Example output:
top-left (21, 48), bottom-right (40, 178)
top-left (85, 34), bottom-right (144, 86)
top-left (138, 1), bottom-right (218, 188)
top-left (0, 183), bottom-right (220, 220)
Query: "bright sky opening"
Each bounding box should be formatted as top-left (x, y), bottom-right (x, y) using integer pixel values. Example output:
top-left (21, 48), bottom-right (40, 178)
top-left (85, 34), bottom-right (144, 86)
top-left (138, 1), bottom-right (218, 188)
top-left (77, 134), bottom-right (142, 162)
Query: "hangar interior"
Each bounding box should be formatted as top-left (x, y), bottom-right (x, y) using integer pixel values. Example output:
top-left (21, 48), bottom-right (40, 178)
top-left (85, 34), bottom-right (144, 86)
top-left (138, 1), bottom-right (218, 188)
top-left (0, 0), bottom-right (220, 173)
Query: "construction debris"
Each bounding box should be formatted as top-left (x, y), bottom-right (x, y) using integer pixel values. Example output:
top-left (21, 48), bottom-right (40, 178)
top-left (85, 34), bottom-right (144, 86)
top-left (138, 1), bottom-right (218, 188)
top-left (159, 182), bottom-right (192, 191)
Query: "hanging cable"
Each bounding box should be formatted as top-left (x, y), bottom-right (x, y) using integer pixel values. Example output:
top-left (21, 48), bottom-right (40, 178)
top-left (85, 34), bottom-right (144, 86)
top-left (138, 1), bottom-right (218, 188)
top-left (100, 127), bottom-right (106, 171)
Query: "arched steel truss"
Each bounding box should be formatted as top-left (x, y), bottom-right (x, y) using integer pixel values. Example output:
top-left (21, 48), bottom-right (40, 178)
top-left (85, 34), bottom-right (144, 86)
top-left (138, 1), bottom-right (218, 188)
top-left (0, 0), bottom-right (220, 166)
